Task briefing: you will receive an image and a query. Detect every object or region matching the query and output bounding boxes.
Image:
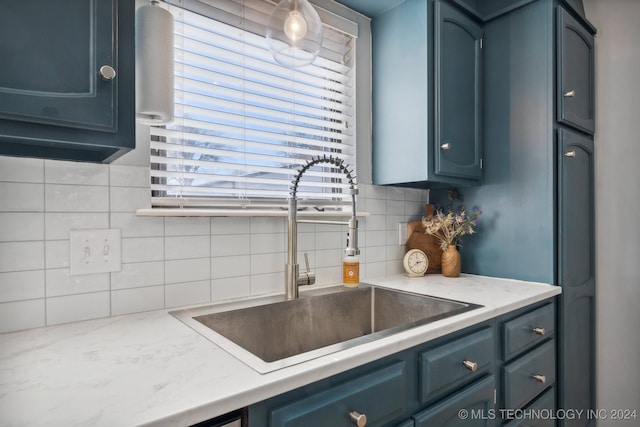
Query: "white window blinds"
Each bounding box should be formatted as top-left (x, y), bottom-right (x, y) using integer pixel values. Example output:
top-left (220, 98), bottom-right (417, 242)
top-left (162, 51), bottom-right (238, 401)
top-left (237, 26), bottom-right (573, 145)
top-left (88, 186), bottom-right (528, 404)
top-left (149, 0), bottom-right (357, 211)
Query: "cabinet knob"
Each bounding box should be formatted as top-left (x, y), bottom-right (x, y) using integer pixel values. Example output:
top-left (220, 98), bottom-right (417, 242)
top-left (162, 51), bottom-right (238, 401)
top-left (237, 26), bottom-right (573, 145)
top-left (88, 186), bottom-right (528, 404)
top-left (99, 65), bottom-right (117, 81)
top-left (532, 327), bottom-right (546, 336)
top-left (564, 150), bottom-right (576, 158)
top-left (462, 360), bottom-right (478, 372)
top-left (348, 411), bottom-right (367, 426)
top-left (532, 374), bottom-right (546, 384)
top-left (563, 89), bottom-right (576, 98)
top-left (440, 142), bottom-right (451, 150)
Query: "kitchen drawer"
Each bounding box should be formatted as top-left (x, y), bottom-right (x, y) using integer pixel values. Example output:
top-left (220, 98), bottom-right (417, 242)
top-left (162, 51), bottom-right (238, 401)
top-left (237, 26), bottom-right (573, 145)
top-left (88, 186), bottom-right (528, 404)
top-left (502, 303), bottom-right (555, 360)
top-left (419, 327), bottom-right (494, 404)
top-left (503, 340), bottom-right (555, 410)
top-left (396, 420), bottom-right (415, 427)
top-left (270, 361), bottom-right (406, 427)
top-left (504, 387), bottom-right (556, 427)
top-left (413, 375), bottom-right (496, 427)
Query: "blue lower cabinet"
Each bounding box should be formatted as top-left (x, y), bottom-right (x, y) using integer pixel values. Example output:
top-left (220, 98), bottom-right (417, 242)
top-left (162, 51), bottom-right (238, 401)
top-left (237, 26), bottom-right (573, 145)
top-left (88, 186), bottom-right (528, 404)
top-left (503, 340), bottom-right (556, 411)
top-left (396, 420), bottom-right (415, 427)
top-left (413, 375), bottom-right (496, 427)
top-left (504, 387), bottom-right (556, 427)
top-left (269, 361), bottom-right (407, 427)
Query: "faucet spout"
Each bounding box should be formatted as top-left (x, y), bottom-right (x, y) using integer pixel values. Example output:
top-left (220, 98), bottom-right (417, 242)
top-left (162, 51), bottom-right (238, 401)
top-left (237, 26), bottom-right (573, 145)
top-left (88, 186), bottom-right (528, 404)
top-left (286, 155), bottom-right (359, 300)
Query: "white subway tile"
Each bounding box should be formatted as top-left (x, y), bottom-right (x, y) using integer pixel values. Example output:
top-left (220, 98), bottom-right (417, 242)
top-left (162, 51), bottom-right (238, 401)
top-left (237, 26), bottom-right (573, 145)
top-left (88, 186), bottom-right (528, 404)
top-left (46, 292), bottom-right (110, 326)
top-left (314, 266), bottom-right (341, 286)
top-left (46, 268), bottom-right (110, 297)
top-left (386, 199), bottom-right (405, 216)
top-left (109, 165), bottom-right (149, 188)
top-left (111, 261), bottom-right (164, 290)
top-left (0, 183), bottom-right (45, 212)
top-left (0, 241), bottom-right (44, 272)
top-left (250, 253), bottom-right (283, 275)
top-left (297, 232), bottom-right (316, 252)
top-left (110, 213), bottom-right (164, 238)
top-left (0, 156), bottom-right (44, 183)
top-left (250, 272), bottom-right (282, 296)
top-left (111, 286), bottom-right (164, 316)
top-left (165, 235), bottom-right (210, 260)
top-left (45, 184), bottom-right (109, 212)
top-left (387, 186), bottom-right (405, 201)
top-left (366, 197), bottom-right (386, 214)
top-left (250, 233), bottom-right (285, 254)
top-left (211, 217), bottom-right (251, 235)
top-left (0, 213), bottom-right (44, 241)
top-left (315, 231), bottom-right (342, 250)
top-left (0, 299), bottom-right (45, 333)
top-left (364, 261), bottom-right (386, 278)
top-left (44, 160), bottom-right (109, 185)
top-left (366, 185), bottom-right (387, 200)
top-left (109, 187), bottom-right (150, 212)
top-left (212, 234), bottom-right (250, 257)
top-left (44, 212), bottom-right (109, 240)
top-left (366, 214), bottom-right (386, 231)
top-left (165, 280), bottom-right (210, 308)
top-left (45, 240), bottom-right (69, 269)
top-left (212, 276), bottom-right (251, 301)
top-left (366, 245), bottom-right (387, 263)
top-left (165, 258), bottom-right (210, 284)
top-left (0, 270), bottom-right (45, 302)
top-left (165, 217), bottom-right (210, 236)
top-left (365, 230), bottom-right (387, 247)
top-left (251, 217), bottom-right (285, 234)
top-left (211, 255), bottom-right (251, 279)
top-left (315, 249), bottom-right (342, 268)
top-left (121, 237), bottom-right (164, 263)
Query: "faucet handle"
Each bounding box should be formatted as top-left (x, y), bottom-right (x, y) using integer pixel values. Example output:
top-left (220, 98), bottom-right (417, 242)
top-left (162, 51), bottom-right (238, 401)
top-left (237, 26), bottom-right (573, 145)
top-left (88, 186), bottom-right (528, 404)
top-left (297, 253), bottom-right (316, 286)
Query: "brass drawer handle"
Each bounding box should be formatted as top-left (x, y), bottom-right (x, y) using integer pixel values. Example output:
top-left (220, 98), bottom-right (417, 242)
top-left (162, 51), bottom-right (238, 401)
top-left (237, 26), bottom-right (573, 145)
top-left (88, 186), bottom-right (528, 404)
top-left (565, 150), bottom-right (576, 158)
top-left (348, 411), bottom-right (367, 426)
top-left (462, 360), bottom-right (478, 372)
top-left (440, 142), bottom-right (451, 150)
top-left (532, 327), bottom-right (546, 336)
top-left (532, 374), bottom-right (546, 383)
top-left (563, 89), bottom-right (576, 98)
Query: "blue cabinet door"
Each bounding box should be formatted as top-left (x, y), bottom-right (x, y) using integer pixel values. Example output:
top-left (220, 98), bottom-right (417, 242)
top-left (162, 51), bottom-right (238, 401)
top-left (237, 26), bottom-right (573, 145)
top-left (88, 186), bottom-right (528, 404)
top-left (0, 0), bottom-right (135, 162)
top-left (557, 6), bottom-right (595, 134)
top-left (557, 128), bottom-right (595, 427)
top-left (434, 0), bottom-right (483, 180)
top-left (413, 375), bottom-right (495, 427)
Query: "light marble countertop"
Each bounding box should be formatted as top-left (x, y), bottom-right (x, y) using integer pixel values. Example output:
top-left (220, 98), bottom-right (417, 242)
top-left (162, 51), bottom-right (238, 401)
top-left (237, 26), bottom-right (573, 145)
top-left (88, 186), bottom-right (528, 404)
top-left (0, 274), bottom-right (560, 427)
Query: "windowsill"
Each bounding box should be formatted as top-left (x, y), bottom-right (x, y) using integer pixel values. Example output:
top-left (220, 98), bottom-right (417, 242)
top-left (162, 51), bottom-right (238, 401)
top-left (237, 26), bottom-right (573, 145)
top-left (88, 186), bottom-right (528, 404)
top-left (136, 208), bottom-right (370, 218)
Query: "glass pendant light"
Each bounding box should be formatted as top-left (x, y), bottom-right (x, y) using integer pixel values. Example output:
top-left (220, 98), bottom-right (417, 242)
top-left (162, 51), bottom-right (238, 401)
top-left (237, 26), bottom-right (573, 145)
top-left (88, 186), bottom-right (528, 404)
top-left (266, 0), bottom-right (323, 68)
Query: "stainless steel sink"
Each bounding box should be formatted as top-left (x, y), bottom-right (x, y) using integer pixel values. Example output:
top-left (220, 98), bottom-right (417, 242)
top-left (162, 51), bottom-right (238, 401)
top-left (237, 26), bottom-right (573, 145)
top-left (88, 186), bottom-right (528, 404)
top-left (170, 284), bottom-right (481, 373)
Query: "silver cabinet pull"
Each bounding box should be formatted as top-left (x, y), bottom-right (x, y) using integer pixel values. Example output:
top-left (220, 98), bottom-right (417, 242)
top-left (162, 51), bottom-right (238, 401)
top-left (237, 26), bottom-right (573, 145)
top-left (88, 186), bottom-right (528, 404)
top-left (462, 360), bottom-right (478, 372)
top-left (440, 142), bottom-right (451, 150)
top-left (348, 411), bottom-right (367, 426)
top-left (532, 327), bottom-right (546, 336)
top-left (564, 89), bottom-right (575, 98)
top-left (99, 65), bottom-right (117, 81)
top-left (532, 374), bottom-right (546, 383)
top-left (565, 150), bottom-right (576, 158)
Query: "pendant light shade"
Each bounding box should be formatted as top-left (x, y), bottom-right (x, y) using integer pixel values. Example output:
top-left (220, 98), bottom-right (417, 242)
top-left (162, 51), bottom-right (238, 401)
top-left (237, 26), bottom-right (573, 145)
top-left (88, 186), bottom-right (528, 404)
top-left (266, 0), bottom-right (323, 68)
top-left (135, 0), bottom-right (174, 124)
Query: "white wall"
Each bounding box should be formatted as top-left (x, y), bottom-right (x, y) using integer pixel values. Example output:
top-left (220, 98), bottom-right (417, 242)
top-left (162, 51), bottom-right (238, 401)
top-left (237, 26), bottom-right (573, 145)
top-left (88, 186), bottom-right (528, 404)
top-left (583, 0), bottom-right (640, 422)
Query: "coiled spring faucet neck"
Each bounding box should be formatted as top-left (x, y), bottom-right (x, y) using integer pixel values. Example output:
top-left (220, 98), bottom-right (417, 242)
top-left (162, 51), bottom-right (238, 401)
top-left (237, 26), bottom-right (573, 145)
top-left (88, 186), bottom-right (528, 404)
top-left (286, 155), bottom-right (359, 300)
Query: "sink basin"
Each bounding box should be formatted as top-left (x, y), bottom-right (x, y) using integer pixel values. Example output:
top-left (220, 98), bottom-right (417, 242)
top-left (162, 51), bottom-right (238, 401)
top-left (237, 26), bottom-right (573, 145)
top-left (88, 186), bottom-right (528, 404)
top-left (170, 284), bottom-right (481, 373)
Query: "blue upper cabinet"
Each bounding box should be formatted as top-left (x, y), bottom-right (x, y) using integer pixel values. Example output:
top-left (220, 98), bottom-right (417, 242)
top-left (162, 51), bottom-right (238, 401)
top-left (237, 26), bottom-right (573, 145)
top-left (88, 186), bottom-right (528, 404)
top-left (372, 0), bottom-right (483, 188)
top-left (557, 6), bottom-right (595, 135)
top-left (0, 0), bottom-right (135, 163)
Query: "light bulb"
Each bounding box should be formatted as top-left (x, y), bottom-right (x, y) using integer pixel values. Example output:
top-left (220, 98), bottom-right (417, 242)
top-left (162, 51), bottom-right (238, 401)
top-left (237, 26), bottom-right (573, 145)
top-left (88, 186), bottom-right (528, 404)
top-left (265, 0), bottom-right (323, 68)
top-left (284, 11), bottom-right (307, 41)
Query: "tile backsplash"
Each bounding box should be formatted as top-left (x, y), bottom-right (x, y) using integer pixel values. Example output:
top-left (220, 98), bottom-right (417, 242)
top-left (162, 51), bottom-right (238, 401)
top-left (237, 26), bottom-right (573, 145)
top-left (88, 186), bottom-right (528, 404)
top-left (0, 155), bottom-right (428, 333)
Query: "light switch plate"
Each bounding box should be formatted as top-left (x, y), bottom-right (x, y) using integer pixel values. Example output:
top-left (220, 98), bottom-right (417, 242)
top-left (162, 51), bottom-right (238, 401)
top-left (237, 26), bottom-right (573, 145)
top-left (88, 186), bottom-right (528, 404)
top-left (398, 222), bottom-right (408, 246)
top-left (70, 229), bottom-right (122, 275)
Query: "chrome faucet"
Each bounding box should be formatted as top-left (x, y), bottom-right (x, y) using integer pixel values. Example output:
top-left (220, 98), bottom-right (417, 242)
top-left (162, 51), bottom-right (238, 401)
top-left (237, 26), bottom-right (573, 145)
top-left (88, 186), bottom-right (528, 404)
top-left (286, 155), bottom-right (360, 300)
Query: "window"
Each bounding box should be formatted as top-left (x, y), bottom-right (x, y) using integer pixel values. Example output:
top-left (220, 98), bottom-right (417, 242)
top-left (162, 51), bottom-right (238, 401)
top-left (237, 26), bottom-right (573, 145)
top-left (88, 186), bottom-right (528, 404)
top-left (148, 0), bottom-right (360, 212)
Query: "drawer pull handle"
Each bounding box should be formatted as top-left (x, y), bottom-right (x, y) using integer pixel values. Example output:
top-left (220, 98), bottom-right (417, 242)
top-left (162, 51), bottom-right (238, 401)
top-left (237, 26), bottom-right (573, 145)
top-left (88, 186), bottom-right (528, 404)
top-left (564, 89), bottom-right (576, 98)
top-left (348, 411), bottom-right (367, 426)
top-left (99, 65), bottom-right (117, 81)
top-left (440, 142), bottom-right (451, 150)
top-left (532, 327), bottom-right (546, 336)
top-left (532, 374), bottom-right (546, 384)
top-left (462, 360), bottom-right (478, 372)
top-left (565, 150), bottom-right (577, 158)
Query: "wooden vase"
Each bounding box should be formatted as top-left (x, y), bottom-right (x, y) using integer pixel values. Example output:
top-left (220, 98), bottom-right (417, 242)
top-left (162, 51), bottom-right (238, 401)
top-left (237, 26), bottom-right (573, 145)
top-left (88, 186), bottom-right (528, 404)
top-left (441, 245), bottom-right (461, 277)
